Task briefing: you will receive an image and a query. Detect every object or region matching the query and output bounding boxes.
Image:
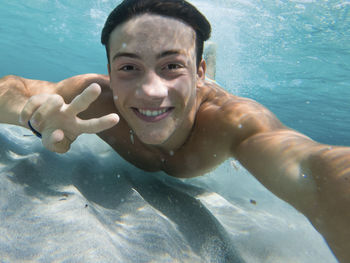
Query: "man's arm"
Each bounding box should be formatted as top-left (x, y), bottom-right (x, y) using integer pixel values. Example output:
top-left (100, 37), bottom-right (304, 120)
top-left (0, 74), bottom-right (119, 152)
top-left (231, 101), bottom-right (350, 263)
top-left (0, 74), bottom-right (112, 123)
top-left (0, 75), bottom-right (55, 125)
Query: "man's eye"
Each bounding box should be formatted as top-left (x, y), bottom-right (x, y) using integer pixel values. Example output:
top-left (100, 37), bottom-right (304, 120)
top-left (119, 65), bottom-right (136, 71)
top-left (165, 64), bottom-right (182, 70)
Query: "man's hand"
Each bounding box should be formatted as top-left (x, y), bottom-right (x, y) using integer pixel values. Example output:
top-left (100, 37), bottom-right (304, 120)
top-left (19, 83), bottom-right (119, 153)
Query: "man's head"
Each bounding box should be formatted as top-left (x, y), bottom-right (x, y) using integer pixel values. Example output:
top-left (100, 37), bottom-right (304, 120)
top-left (100, 0), bottom-right (212, 150)
top-left (101, 0), bottom-right (211, 69)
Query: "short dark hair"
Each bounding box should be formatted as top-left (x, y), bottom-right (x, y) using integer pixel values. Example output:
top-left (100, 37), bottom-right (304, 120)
top-left (101, 0), bottom-right (211, 68)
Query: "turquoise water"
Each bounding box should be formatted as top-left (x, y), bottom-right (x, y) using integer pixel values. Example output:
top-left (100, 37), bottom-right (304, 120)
top-left (1, 0), bottom-right (349, 146)
top-left (0, 1), bottom-right (348, 262)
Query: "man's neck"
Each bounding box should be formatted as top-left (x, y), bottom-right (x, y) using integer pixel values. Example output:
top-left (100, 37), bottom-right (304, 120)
top-left (146, 96), bottom-right (202, 155)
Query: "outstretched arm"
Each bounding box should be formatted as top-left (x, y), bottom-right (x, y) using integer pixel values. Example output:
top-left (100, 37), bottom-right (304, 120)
top-left (0, 74), bottom-right (119, 152)
top-left (231, 102), bottom-right (350, 263)
top-left (0, 75), bottom-right (55, 125)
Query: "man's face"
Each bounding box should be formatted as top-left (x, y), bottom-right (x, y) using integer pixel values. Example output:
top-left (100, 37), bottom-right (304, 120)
top-left (108, 14), bottom-right (205, 149)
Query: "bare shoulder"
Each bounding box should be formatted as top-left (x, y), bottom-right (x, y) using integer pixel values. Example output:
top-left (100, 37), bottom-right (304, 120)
top-left (197, 80), bottom-right (284, 151)
top-left (55, 74), bottom-right (116, 120)
top-left (56, 73), bottom-right (110, 102)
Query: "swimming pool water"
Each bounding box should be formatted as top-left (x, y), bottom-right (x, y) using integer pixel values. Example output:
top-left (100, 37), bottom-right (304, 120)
top-left (0, 1), bottom-right (348, 262)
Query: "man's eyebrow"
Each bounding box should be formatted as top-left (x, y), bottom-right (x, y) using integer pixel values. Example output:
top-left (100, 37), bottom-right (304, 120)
top-left (112, 50), bottom-right (185, 62)
top-left (156, 50), bottom-right (185, 59)
top-left (112, 52), bottom-right (141, 62)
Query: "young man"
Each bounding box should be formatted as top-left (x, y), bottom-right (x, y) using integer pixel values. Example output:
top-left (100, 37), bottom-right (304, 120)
top-left (0, 0), bottom-right (349, 261)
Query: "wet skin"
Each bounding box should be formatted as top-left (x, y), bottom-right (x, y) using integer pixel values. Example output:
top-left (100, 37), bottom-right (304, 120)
top-left (107, 15), bottom-right (199, 150)
top-left (55, 14), bottom-right (283, 178)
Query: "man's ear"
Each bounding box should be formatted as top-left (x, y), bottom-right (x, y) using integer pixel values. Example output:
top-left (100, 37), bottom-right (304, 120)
top-left (197, 59), bottom-right (206, 83)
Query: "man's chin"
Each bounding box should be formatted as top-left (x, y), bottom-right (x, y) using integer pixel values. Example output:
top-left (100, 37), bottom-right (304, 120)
top-left (139, 137), bottom-right (168, 146)
top-left (137, 131), bottom-right (172, 147)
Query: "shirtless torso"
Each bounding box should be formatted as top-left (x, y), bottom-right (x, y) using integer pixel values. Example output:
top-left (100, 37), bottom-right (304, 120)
top-left (50, 73), bottom-right (281, 179)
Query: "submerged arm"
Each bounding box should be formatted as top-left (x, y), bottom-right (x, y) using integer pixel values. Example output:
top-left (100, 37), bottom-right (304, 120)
top-left (0, 75), bottom-right (56, 125)
top-left (0, 74), bottom-right (118, 152)
top-left (231, 102), bottom-right (350, 263)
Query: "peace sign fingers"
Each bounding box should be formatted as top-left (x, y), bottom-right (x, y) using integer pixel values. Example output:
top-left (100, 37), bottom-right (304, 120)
top-left (77, 113), bottom-right (120, 134)
top-left (65, 83), bottom-right (102, 116)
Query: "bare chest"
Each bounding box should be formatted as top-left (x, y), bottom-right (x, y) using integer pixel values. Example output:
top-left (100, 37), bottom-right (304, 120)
top-left (102, 124), bottom-right (231, 178)
top-left (162, 141), bottom-right (230, 177)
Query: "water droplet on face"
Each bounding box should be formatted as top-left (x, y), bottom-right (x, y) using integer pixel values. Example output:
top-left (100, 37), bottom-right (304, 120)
top-left (169, 150), bottom-right (174, 156)
top-left (116, 174), bottom-right (121, 179)
top-left (238, 124), bottom-right (242, 129)
top-left (114, 95), bottom-right (118, 101)
top-left (213, 154), bottom-right (217, 158)
top-left (122, 43), bottom-right (127, 48)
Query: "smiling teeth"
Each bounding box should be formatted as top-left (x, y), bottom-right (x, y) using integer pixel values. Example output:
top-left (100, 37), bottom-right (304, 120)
top-left (139, 108), bottom-right (168, 117)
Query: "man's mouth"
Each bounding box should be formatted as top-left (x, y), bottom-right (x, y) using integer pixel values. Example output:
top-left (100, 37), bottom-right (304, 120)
top-left (132, 107), bottom-right (174, 122)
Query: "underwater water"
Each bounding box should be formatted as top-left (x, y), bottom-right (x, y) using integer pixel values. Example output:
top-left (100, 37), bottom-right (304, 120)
top-left (0, 0), bottom-right (349, 262)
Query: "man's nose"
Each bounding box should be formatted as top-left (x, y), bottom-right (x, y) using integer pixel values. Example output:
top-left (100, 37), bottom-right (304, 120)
top-left (136, 71), bottom-right (168, 100)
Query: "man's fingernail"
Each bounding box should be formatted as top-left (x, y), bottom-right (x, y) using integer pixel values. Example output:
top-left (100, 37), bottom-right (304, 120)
top-left (19, 116), bottom-right (23, 124)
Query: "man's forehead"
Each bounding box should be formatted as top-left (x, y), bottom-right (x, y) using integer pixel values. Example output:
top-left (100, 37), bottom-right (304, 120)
top-left (109, 13), bottom-right (196, 53)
